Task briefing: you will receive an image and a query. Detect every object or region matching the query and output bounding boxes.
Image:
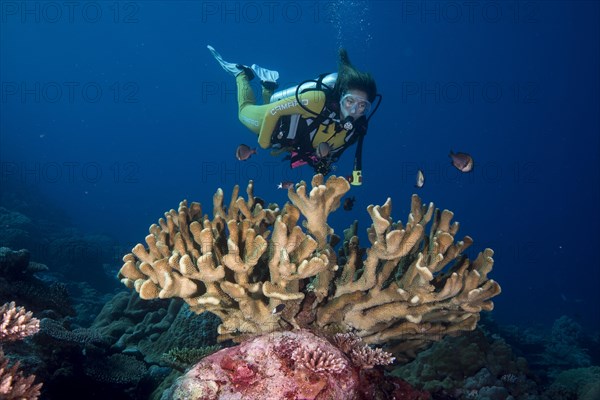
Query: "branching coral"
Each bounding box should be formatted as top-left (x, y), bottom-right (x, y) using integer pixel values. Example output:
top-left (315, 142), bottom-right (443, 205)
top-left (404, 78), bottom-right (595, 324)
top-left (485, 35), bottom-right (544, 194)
top-left (0, 302), bottom-right (42, 399)
top-left (291, 345), bottom-right (346, 374)
top-left (0, 302), bottom-right (40, 342)
top-left (0, 350), bottom-right (41, 400)
top-left (333, 332), bottom-right (395, 369)
top-left (118, 174), bottom-right (501, 360)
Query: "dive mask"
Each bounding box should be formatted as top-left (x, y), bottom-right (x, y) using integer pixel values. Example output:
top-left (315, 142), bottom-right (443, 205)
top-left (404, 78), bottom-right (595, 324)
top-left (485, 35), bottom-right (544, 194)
top-left (340, 93), bottom-right (371, 118)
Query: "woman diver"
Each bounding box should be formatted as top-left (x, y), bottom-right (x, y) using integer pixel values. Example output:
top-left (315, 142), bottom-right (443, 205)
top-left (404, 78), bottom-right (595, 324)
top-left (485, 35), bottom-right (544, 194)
top-left (207, 45), bottom-right (380, 184)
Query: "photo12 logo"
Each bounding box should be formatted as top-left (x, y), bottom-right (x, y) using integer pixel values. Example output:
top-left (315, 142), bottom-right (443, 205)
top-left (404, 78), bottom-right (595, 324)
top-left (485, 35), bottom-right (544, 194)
top-left (0, 1), bottom-right (140, 24)
top-left (199, 161), bottom-right (302, 186)
top-left (396, 160), bottom-right (538, 186)
top-left (400, 81), bottom-right (539, 104)
top-left (199, 1), bottom-right (338, 24)
top-left (398, 1), bottom-right (540, 24)
top-left (0, 161), bottom-right (140, 184)
top-left (1, 81), bottom-right (139, 104)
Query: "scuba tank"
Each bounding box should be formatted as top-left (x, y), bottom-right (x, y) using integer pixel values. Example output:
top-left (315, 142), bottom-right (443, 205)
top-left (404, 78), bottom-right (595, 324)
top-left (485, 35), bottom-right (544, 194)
top-left (270, 73), bottom-right (338, 103)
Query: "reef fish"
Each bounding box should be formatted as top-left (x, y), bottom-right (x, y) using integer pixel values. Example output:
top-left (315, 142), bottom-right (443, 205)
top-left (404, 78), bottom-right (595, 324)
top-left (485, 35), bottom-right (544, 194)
top-left (277, 181), bottom-right (294, 190)
top-left (449, 151), bottom-right (474, 172)
top-left (236, 144), bottom-right (257, 161)
top-left (415, 169), bottom-right (425, 188)
top-left (271, 304), bottom-right (285, 314)
top-left (343, 196), bottom-right (355, 211)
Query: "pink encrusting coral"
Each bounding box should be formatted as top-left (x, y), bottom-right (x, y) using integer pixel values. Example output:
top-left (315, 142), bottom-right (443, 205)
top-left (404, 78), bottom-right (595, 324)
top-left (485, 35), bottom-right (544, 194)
top-left (164, 329), bottom-right (367, 400)
top-left (164, 329), bottom-right (357, 399)
top-left (163, 329), bottom-right (431, 400)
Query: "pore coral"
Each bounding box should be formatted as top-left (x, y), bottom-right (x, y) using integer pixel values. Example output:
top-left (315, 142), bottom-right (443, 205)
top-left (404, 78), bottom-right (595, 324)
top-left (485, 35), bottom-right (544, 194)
top-left (118, 174), bottom-right (501, 360)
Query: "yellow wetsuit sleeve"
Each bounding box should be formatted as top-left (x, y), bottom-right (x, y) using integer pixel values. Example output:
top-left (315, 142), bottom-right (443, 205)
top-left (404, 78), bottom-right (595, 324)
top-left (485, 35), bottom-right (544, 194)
top-left (257, 91), bottom-right (327, 149)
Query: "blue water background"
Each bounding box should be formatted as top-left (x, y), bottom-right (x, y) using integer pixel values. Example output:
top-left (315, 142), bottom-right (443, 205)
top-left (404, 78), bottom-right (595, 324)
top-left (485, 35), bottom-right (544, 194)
top-left (1, 1), bottom-right (598, 332)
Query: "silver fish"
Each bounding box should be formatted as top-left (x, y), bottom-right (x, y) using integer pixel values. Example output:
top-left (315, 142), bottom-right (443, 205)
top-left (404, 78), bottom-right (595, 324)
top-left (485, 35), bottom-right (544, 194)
top-left (236, 144), bottom-right (257, 161)
top-left (415, 169), bottom-right (425, 188)
top-left (449, 151), bottom-right (474, 172)
top-left (277, 181), bottom-right (294, 190)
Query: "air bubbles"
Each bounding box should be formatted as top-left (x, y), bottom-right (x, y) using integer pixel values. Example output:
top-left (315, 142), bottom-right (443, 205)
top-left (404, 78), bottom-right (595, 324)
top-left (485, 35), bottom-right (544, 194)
top-left (327, 0), bottom-right (373, 49)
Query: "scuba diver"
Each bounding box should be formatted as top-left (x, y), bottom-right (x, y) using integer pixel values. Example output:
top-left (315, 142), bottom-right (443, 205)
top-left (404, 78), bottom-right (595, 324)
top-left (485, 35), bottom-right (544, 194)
top-left (207, 45), bottom-right (381, 185)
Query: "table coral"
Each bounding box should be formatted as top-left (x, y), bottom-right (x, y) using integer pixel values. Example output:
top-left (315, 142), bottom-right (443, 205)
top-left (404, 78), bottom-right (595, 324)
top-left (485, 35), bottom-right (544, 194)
top-left (118, 174), bottom-right (501, 360)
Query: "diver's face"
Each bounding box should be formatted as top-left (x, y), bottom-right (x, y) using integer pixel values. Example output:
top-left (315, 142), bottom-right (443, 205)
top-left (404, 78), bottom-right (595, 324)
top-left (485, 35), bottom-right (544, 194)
top-left (340, 89), bottom-right (371, 119)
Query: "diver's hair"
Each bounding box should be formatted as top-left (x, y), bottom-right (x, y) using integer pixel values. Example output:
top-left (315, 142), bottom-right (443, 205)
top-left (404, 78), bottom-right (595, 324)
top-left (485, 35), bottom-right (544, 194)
top-left (333, 48), bottom-right (377, 103)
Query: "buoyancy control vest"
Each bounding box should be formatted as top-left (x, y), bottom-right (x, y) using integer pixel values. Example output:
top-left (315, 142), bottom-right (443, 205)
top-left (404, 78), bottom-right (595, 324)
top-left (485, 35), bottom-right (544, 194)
top-left (269, 72), bottom-right (381, 182)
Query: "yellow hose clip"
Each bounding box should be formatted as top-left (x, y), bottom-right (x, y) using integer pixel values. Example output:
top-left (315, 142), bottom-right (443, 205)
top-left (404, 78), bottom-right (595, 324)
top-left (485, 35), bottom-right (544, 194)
top-left (348, 170), bottom-right (363, 186)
